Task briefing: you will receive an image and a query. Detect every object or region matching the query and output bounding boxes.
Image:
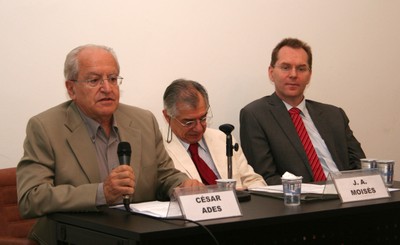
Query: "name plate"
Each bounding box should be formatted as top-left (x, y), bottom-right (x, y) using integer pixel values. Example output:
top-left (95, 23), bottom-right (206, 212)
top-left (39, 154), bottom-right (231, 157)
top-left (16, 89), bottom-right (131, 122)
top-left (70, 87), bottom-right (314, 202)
top-left (176, 187), bottom-right (242, 221)
top-left (330, 169), bottom-right (390, 203)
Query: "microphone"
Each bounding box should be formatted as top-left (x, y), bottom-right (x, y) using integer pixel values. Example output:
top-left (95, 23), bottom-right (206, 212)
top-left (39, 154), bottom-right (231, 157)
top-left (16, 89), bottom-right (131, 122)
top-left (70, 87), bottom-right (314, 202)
top-left (118, 141), bottom-right (131, 166)
top-left (219, 124), bottom-right (235, 136)
top-left (117, 142), bottom-right (132, 211)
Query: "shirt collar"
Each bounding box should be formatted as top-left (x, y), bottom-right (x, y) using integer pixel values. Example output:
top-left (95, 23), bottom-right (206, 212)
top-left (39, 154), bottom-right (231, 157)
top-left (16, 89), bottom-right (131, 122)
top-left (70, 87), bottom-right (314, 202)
top-left (77, 107), bottom-right (119, 142)
top-left (283, 98), bottom-right (307, 115)
top-left (180, 137), bottom-right (207, 152)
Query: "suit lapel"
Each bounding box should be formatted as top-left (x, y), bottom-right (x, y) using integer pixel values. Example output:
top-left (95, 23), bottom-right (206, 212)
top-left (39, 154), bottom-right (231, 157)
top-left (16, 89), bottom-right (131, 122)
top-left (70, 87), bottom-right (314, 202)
top-left (65, 103), bottom-right (101, 183)
top-left (269, 94), bottom-right (305, 155)
top-left (115, 111), bottom-right (142, 182)
top-left (204, 130), bottom-right (228, 179)
top-left (167, 130), bottom-right (201, 180)
top-left (307, 103), bottom-right (336, 159)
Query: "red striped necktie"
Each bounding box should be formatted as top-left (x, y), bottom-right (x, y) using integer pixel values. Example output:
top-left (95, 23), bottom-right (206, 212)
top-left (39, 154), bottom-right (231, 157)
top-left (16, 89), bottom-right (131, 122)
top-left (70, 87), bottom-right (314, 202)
top-left (188, 143), bottom-right (217, 185)
top-left (289, 108), bottom-right (326, 182)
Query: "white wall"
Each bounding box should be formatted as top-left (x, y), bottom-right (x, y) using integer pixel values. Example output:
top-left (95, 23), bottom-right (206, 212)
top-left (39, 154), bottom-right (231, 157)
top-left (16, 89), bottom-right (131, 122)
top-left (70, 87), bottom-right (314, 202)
top-left (1, 0), bottom-right (399, 180)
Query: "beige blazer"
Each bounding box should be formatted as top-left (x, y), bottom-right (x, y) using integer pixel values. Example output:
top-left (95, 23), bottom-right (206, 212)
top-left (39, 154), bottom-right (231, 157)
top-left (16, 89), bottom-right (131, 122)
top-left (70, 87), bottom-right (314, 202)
top-left (162, 127), bottom-right (266, 189)
top-left (17, 101), bottom-right (188, 244)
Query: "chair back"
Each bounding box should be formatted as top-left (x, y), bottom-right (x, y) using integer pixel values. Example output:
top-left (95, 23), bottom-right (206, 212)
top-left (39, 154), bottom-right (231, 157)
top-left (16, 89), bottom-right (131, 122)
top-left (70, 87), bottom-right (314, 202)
top-left (0, 167), bottom-right (37, 245)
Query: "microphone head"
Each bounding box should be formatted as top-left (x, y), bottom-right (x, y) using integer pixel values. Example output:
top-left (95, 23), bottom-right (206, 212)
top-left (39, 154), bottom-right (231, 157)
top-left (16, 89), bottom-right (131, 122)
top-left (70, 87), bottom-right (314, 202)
top-left (117, 142), bottom-right (132, 157)
top-left (219, 124), bottom-right (235, 135)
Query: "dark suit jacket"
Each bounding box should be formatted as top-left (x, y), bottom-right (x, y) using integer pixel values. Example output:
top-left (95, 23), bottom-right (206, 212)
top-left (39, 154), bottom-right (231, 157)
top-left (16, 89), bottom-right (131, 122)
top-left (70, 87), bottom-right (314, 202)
top-left (16, 101), bottom-right (188, 244)
top-left (240, 93), bottom-right (365, 185)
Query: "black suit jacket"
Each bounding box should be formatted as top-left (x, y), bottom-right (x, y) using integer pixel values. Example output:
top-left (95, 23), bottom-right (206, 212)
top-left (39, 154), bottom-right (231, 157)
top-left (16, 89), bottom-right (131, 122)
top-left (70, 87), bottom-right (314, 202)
top-left (239, 93), bottom-right (365, 185)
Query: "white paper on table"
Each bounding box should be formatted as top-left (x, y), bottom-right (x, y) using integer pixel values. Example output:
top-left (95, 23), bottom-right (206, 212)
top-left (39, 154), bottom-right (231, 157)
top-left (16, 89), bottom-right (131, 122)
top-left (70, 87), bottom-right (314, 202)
top-left (111, 200), bottom-right (182, 218)
top-left (249, 183), bottom-right (326, 194)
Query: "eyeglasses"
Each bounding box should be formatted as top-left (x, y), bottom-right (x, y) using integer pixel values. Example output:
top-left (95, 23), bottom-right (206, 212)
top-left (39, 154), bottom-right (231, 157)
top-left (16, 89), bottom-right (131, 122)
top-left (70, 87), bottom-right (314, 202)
top-left (73, 76), bottom-right (123, 88)
top-left (274, 64), bottom-right (310, 74)
top-left (172, 109), bottom-right (213, 129)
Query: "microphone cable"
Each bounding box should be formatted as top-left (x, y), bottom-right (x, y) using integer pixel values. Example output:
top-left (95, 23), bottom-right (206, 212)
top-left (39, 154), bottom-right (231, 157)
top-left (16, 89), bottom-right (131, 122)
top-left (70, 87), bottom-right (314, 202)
top-left (124, 208), bottom-right (220, 245)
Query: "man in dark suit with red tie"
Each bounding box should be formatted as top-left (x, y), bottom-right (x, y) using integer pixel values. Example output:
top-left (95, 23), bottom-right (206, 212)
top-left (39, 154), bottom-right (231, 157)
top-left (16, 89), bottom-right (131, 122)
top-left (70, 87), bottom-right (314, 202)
top-left (240, 38), bottom-right (366, 185)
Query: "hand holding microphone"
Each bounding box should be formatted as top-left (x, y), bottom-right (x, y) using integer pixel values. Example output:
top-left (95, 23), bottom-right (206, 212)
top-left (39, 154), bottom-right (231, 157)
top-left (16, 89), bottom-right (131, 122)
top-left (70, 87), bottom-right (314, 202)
top-left (103, 142), bottom-right (135, 207)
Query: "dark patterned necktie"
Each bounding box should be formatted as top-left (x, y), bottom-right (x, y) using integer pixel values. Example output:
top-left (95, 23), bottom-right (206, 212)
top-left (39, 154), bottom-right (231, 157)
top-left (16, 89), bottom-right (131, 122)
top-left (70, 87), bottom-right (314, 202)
top-left (289, 108), bottom-right (326, 182)
top-left (188, 143), bottom-right (217, 185)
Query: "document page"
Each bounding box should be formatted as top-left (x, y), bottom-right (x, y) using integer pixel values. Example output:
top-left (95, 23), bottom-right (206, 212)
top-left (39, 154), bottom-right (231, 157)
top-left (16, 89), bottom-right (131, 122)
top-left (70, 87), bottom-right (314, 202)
top-left (112, 201), bottom-right (182, 218)
top-left (249, 183), bottom-right (326, 194)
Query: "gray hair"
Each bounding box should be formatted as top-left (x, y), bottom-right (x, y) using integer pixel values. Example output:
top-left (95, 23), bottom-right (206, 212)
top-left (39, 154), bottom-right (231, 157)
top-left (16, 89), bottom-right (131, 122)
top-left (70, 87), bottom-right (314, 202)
top-left (163, 79), bottom-right (209, 117)
top-left (64, 44), bottom-right (120, 80)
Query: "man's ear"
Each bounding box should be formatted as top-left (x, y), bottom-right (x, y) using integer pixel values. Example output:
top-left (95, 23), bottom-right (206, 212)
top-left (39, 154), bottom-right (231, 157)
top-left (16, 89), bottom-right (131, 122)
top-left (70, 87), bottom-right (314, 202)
top-left (268, 66), bottom-right (275, 82)
top-left (162, 109), bottom-right (170, 123)
top-left (65, 80), bottom-right (76, 99)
